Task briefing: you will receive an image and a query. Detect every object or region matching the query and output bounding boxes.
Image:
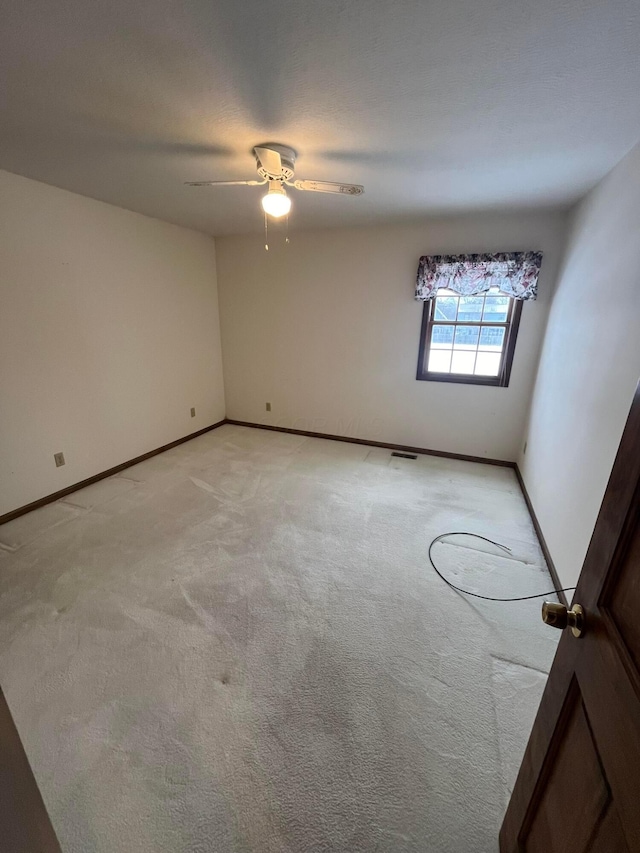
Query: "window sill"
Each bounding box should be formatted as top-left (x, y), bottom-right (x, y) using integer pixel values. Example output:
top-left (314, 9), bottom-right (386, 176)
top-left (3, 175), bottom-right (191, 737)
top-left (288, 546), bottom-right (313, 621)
top-left (416, 371), bottom-right (508, 387)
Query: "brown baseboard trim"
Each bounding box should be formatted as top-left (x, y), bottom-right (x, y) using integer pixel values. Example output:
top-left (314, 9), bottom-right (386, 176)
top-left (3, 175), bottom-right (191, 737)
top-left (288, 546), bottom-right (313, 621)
top-left (225, 419), bottom-right (513, 468)
top-left (514, 464), bottom-right (567, 607)
top-left (0, 420), bottom-right (228, 526)
top-left (3, 418), bottom-right (566, 606)
top-left (227, 420), bottom-right (567, 601)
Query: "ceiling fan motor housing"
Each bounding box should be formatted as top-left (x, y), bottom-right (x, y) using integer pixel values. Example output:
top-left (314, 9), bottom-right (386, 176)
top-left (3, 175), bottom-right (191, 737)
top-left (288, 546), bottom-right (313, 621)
top-left (255, 144), bottom-right (296, 181)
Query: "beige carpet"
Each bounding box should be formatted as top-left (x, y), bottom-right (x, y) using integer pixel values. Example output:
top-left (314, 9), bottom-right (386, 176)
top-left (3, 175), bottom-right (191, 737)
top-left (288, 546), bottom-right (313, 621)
top-left (0, 425), bottom-right (559, 852)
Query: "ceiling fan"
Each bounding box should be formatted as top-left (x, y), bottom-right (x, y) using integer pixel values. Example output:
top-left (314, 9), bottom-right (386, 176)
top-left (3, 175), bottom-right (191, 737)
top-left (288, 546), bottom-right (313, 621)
top-left (185, 144), bottom-right (364, 219)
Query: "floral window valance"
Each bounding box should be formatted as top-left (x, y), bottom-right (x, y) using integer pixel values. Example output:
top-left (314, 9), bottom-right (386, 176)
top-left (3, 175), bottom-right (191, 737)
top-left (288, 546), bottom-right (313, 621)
top-left (415, 251), bottom-right (543, 301)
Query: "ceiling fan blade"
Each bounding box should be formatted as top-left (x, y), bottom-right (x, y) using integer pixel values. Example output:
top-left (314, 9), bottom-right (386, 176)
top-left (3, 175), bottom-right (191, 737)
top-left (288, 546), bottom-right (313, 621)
top-left (293, 180), bottom-right (364, 196)
top-left (254, 146), bottom-right (283, 177)
top-left (184, 179), bottom-right (265, 187)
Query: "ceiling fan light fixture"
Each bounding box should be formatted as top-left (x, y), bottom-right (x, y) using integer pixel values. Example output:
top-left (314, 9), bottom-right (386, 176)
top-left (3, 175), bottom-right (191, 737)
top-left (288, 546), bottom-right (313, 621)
top-left (261, 183), bottom-right (291, 218)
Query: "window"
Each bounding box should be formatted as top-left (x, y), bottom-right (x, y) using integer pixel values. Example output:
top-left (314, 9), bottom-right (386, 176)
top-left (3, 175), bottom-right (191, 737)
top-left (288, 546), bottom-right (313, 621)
top-left (416, 287), bottom-right (522, 386)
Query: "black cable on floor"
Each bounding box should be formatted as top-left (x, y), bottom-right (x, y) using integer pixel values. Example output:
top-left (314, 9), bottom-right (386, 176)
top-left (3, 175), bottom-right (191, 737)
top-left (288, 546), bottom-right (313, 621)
top-left (428, 532), bottom-right (577, 602)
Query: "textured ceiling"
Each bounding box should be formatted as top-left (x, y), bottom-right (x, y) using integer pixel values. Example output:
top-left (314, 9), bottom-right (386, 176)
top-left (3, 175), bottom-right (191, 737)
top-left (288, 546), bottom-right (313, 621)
top-left (1, 0), bottom-right (639, 235)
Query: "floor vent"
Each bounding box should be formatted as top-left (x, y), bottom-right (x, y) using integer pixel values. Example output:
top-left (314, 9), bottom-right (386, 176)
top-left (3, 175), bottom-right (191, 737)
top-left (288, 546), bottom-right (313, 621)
top-left (391, 452), bottom-right (418, 460)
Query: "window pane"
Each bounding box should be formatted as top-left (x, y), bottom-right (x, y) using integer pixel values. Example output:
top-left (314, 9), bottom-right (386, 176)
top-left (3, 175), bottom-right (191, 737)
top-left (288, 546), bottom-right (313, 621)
top-left (454, 325), bottom-right (480, 350)
top-left (418, 287), bottom-right (520, 386)
top-left (483, 296), bottom-right (510, 322)
top-left (434, 296), bottom-right (458, 321)
top-left (451, 350), bottom-right (476, 374)
top-left (428, 349), bottom-right (452, 373)
top-left (457, 296), bottom-right (484, 322)
top-left (431, 324), bottom-right (454, 348)
top-left (478, 326), bottom-right (505, 351)
top-left (475, 352), bottom-right (501, 376)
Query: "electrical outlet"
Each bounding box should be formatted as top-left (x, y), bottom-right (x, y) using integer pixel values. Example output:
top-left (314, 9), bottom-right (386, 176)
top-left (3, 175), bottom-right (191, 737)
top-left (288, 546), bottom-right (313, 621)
top-left (266, 402), bottom-right (272, 412)
top-left (54, 452), bottom-right (65, 468)
top-left (190, 407), bottom-right (196, 418)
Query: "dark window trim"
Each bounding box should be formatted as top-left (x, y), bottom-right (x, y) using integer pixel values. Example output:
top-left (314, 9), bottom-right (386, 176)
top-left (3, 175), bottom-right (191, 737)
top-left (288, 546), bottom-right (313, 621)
top-left (416, 295), bottom-right (523, 387)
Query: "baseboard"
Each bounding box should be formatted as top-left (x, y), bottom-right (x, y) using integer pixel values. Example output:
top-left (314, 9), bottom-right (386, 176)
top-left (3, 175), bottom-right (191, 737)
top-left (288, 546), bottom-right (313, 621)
top-left (226, 420), bottom-right (566, 602)
top-left (514, 464), bottom-right (567, 607)
top-left (0, 420), bottom-right (228, 526)
top-left (2, 419), bottom-right (565, 607)
top-left (225, 419), bottom-right (513, 467)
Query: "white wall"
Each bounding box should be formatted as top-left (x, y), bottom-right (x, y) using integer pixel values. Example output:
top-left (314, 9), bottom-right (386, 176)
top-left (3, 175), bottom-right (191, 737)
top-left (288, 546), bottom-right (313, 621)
top-left (519, 142), bottom-right (640, 589)
top-left (216, 210), bottom-right (568, 462)
top-left (0, 170), bottom-right (225, 516)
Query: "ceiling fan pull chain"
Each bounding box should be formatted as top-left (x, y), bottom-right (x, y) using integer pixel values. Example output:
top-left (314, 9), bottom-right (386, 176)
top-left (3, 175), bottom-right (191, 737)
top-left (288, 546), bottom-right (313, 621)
top-left (285, 213), bottom-right (290, 244)
top-left (264, 212), bottom-right (269, 251)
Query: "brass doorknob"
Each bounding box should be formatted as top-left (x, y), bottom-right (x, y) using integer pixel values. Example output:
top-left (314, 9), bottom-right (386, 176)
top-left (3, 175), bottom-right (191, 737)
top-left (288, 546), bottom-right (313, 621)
top-left (542, 602), bottom-right (585, 638)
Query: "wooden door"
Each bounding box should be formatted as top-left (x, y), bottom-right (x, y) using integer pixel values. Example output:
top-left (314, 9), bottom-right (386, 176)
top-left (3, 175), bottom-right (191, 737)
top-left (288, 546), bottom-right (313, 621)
top-left (0, 687), bottom-right (62, 851)
top-left (500, 384), bottom-right (640, 852)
